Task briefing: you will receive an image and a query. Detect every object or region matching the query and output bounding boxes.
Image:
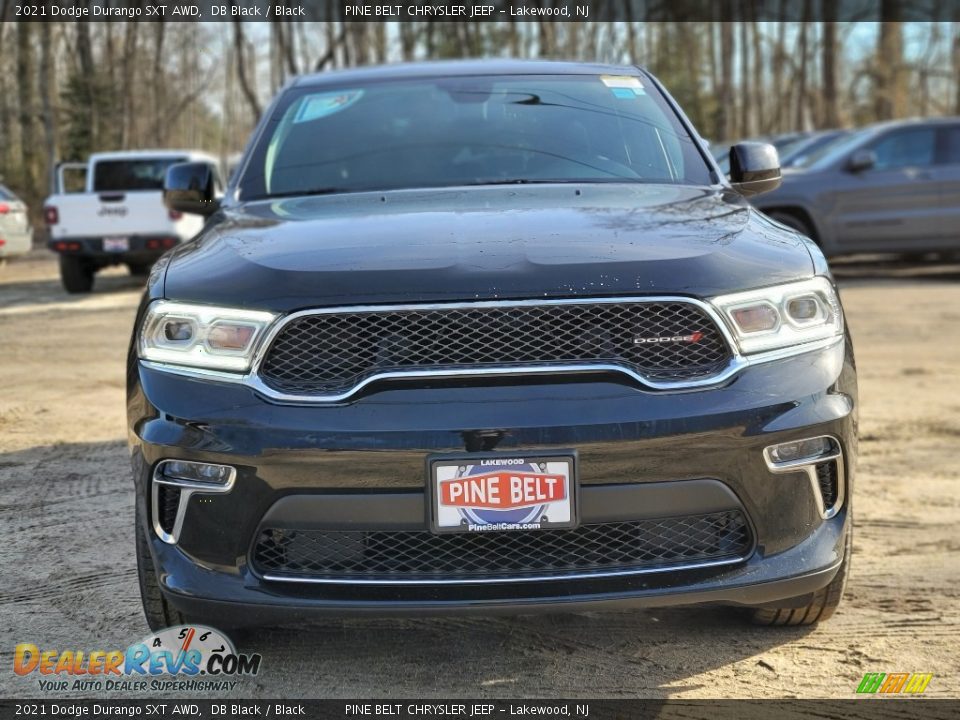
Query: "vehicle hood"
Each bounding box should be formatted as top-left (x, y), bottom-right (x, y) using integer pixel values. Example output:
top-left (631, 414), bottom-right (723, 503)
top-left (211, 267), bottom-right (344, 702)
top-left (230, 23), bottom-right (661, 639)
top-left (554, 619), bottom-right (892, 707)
top-left (161, 184), bottom-right (813, 312)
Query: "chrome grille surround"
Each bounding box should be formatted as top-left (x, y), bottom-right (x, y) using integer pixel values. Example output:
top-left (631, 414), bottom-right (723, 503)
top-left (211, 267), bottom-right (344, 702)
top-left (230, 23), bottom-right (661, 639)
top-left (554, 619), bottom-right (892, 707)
top-left (255, 297), bottom-right (737, 401)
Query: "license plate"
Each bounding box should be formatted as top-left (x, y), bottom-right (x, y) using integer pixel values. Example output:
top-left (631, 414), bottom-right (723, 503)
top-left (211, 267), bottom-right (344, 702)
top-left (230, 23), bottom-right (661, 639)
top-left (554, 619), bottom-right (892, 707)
top-left (103, 237), bottom-right (129, 252)
top-left (428, 451), bottom-right (577, 534)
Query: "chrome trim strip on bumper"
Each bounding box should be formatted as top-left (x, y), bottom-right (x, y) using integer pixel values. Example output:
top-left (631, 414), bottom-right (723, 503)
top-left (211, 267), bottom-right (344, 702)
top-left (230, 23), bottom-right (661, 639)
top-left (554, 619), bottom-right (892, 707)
top-left (258, 553), bottom-right (750, 586)
top-left (139, 295), bottom-right (846, 404)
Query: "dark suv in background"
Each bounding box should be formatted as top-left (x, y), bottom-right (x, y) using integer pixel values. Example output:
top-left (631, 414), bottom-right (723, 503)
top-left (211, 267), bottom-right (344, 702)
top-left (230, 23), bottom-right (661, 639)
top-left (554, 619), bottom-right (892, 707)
top-left (753, 117), bottom-right (960, 257)
top-left (128, 61), bottom-right (857, 631)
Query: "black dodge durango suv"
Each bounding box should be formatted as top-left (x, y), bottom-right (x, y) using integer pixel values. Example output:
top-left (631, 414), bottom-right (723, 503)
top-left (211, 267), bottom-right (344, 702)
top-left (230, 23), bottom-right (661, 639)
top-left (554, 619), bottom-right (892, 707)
top-left (128, 61), bottom-right (857, 630)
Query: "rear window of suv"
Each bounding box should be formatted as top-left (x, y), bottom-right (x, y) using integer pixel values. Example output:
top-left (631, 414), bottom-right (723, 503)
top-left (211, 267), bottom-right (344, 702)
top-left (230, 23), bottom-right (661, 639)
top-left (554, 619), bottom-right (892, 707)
top-left (93, 157), bottom-right (187, 192)
top-left (240, 73), bottom-right (712, 199)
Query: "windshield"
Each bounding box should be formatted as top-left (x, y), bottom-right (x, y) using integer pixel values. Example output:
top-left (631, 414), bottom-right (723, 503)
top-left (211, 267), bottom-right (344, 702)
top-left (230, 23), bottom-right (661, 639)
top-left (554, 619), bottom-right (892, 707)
top-left (780, 131), bottom-right (848, 168)
top-left (92, 157), bottom-right (187, 192)
top-left (240, 74), bottom-right (712, 200)
top-left (797, 129), bottom-right (877, 170)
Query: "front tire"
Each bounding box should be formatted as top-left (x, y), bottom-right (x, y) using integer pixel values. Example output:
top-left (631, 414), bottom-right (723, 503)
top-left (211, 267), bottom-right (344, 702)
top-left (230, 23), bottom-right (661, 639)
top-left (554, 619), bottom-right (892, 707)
top-left (59, 255), bottom-right (95, 294)
top-left (750, 519), bottom-right (852, 626)
top-left (135, 511), bottom-right (187, 631)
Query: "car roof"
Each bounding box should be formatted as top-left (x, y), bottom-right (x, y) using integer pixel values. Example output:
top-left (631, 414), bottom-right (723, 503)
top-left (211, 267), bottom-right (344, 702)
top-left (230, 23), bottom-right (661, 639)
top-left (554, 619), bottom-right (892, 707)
top-left (88, 150), bottom-right (218, 163)
top-left (862, 116), bottom-right (960, 132)
top-left (294, 59), bottom-right (644, 88)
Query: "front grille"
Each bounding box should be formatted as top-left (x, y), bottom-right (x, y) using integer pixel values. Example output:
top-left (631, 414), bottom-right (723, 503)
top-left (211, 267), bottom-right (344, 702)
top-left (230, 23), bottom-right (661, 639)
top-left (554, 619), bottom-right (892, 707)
top-left (815, 460), bottom-right (839, 508)
top-left (253, 511), bottom-right (752, 582)
top-left (157, 485), bottom-right (181, 535)
top-left (259, 300), bottom-right (732, 396)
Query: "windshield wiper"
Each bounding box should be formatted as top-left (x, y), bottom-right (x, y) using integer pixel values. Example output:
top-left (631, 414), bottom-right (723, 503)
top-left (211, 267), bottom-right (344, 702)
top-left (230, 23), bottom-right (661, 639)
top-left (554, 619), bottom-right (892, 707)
top-left (252, 187), bottom-right (356, 200)
top-left (457, 178), bottom-right (651, 186)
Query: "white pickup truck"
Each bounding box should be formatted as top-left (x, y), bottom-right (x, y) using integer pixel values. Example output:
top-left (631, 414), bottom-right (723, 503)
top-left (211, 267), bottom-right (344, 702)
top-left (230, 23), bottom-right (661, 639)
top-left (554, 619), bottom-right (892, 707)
top-left (44, 150), bottom-right (220, 293)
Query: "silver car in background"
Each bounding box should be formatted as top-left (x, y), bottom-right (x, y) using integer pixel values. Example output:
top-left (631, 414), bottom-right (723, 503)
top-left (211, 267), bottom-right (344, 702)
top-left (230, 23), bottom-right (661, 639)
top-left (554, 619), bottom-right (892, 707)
top-left (0, 184), bottom-right (32, 260)
top-left (752, 117), bottom-right (960, 258)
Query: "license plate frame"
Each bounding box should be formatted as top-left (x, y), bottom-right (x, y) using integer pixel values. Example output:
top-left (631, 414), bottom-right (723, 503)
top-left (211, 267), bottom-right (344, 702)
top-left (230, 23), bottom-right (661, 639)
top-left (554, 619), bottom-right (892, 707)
top-left (426, 450), bottom-right (578, 535)
top-left (103, 236), bottom-right (130, 252)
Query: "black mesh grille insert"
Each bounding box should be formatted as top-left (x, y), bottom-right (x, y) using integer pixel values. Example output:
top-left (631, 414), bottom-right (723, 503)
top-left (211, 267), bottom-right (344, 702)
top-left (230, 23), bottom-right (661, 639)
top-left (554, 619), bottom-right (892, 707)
top-left (259, 301), bottom-right (732, 395)
top-left (815, 461), bottom-right (839, 508)
top-left (157, 485), bottom-right (181, 535)
top-left (253, 511), bottom-right (752, 581)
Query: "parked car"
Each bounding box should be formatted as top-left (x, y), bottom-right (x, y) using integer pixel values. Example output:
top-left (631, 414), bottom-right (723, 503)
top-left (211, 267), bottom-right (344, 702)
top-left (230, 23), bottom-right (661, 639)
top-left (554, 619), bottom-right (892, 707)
top-left (43, 150), bottom-right (220, 293)
top-left (753, 118), bottom-right (960, 257)
top-left (129, 60), bottom-right (856, 631)
top-left (0, 184), bottom-right (33, 260)
top-left (777, 129), bottom-right (849, 169)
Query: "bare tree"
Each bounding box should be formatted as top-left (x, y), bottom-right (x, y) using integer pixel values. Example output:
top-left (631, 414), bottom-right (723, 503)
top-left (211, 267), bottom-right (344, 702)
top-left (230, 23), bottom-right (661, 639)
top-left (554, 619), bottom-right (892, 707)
top-left (16, 23), bottom-right (36, 199)
top-left (953, 19), bottom-right (960, 114)
top-left (821, 0), bottom-right (840, 127)
top-left (233, 20), bottom-right (262, 122)
top-left (719, 16), bottom-right (735, 140)
top-left (875, 0), bottom-right (906, 120)
top-left (39, 20), bottom-right (57, 194)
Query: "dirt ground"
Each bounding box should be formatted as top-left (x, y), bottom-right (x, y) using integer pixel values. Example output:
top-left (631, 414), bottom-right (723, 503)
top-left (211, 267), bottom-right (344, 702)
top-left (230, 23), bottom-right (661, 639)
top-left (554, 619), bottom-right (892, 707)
top-left (0, 250), bottom-right (958, 699)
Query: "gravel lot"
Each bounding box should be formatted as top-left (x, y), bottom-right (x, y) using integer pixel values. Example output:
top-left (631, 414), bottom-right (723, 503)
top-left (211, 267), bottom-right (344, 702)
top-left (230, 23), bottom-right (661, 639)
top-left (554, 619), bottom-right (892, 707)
top-left (1, 250), bottom-right (958, 699)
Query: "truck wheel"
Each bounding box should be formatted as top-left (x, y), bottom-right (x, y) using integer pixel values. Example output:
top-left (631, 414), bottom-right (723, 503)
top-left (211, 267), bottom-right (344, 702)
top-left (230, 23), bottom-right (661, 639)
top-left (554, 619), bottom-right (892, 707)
top-left (59, 255), bottom-right (95, 294)
top-left (750, 519), bottom-right (852, 626)
top-left (136, 511), bottom-right (187, 631)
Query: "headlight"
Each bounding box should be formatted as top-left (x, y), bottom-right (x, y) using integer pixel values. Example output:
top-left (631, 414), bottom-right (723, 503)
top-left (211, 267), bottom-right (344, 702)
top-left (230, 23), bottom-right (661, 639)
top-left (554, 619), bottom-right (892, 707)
top-left (138, 301), bottom-right (277, 372)
top-left (710, 277), bottom-right (843, 354)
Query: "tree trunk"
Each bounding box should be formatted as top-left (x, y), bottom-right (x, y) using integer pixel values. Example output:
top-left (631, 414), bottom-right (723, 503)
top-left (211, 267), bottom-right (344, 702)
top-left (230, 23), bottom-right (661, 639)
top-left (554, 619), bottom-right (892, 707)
top-left (233, 19), bottom-right (262, 123)
top-left (774, 0), bottom-right (787, 131)
top-left (795, 0), bottom-right (811, 131)
top-left (822, 0), bottom-right (839, 127)
top-left (16, 22), bottom-right (36, 201)
top-left (739, 13), bottom-right (750, 137)
top-left (875, 0), bottom-right (906, 120)
top-left (400, 22), bottom-right (417, 61)
top-left (151, 21), bottom-right (166, 145)
top-left (39, 20), bottom-right (57, 196)
top-left (719, 16), bottom-right (734, 140)
top-left (120, 19), bottom-right (139, 147)
top-left (952, 20), bottom-right (960, 114)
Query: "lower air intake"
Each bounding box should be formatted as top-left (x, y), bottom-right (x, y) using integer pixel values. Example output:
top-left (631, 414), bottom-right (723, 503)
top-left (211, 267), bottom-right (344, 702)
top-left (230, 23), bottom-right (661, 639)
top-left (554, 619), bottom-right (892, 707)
top-left (253, 511), bottom-right (752, 582)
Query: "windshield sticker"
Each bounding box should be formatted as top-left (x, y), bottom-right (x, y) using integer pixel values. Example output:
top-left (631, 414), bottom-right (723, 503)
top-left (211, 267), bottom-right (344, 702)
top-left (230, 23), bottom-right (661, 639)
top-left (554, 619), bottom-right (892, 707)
top-left (600, 75), bottom-right (644, 90)
top-left (293, 90), bottom-right (364, 123)
top-left (611, 87), bottom-right (638, 99)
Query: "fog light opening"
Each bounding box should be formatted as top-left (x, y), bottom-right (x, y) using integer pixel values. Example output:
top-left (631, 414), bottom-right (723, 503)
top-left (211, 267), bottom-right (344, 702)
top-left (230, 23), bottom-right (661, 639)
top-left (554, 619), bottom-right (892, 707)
top-left (151, 460), bottom-right (237, 544)
top-left (765, 436), bottom-right (835, 465)
top-left (763, 436), bottom-right (845, 520)
top-left (157, 460), bottom-right (235, 487)
top-left (814, 459), bottom-right (840, 510)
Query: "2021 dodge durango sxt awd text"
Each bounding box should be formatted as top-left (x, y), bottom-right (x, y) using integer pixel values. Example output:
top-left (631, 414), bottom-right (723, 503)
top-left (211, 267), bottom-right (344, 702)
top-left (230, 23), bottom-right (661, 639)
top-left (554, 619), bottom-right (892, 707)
top-left (128, 61), bottom-right (857, 630)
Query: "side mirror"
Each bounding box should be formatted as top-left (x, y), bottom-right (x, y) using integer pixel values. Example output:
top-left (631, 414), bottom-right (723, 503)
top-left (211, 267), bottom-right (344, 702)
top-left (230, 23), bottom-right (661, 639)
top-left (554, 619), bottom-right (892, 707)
top-left (728, 142), bottom-right (781, 197)
top-left (847, 149), bottom-right (877, 173)
top-left (164, 162), bottom-right (220, 216)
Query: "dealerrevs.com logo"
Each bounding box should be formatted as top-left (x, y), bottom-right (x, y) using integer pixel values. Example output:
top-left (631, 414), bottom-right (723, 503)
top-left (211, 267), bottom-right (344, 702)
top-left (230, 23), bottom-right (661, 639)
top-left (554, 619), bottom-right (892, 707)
top-left (14, 625), bottom-right (262, 693)
top-left (856, 672), bottom-right (933, 695)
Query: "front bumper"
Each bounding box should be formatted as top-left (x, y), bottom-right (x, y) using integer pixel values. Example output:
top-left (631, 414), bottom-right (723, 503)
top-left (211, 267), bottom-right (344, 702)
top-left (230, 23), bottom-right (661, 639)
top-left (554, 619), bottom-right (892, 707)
top-left (127, 335), bottom-right (857, 623)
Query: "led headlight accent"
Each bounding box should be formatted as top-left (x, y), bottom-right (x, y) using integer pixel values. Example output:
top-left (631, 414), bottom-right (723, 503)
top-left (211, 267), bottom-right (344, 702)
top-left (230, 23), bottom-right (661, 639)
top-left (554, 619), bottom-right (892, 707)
top-left (711, 277), bottom-right (843, 354)
top-left (139, 301), bottom-right (277, 371)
